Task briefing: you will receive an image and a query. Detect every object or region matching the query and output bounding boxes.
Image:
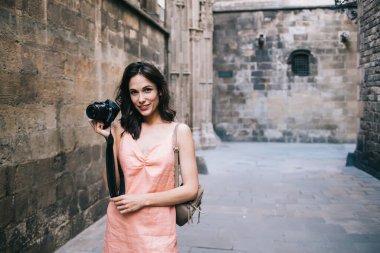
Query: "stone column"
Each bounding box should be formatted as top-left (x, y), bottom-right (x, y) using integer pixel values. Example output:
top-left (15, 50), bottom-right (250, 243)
top-left (167, 0), bottom-right (219, 149)
top-left (166, 0), bottom-right (192, 125)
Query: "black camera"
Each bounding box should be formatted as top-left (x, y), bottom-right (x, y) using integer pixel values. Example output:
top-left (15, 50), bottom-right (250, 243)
top-left (86, 99), bottom-right (120, 128)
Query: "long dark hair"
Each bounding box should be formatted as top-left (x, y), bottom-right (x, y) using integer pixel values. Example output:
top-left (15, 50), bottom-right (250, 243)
top-left (115, 62), bottom-right (176, 139)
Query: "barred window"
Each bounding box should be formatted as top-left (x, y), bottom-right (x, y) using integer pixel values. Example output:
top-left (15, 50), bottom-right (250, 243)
top-left (292, 54), bottom-right (309, 76)
top-left (288, 50), bottom-right (311, 76)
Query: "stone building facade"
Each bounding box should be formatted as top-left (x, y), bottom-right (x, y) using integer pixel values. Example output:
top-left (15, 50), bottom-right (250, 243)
top-left (213, 0), bottom-right (359, 143)
top-left (354, 0), bottom-right (380, 177)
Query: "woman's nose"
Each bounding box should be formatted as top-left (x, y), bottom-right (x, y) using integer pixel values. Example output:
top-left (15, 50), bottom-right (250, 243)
top-left (138, 94), bottom-right (145, 103)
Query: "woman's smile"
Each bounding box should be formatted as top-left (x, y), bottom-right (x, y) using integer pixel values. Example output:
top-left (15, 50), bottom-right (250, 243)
top-left (138, 104), bottom-right (150, 111)
top-left (129, 74), bottom-right (160, 119)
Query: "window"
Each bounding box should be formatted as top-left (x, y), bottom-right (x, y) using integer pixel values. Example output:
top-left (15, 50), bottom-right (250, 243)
top-left (218, 71), bottom-right (233, 78)
top-left (292, 54), bottom-right (309, 76)
top-left (287, 50), bottom-right (311, 76)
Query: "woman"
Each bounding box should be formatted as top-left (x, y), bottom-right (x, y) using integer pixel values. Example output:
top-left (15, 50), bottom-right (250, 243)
top-left (89, 62), bottom-right (199, 253)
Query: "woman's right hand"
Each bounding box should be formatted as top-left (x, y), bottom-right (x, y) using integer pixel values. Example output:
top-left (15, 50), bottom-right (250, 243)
top-left (89, 120), bottom-right (111, 139)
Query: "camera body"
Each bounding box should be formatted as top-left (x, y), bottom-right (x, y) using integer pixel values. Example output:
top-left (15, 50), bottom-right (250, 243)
top-left (86, 99), bottom-right (120, 128)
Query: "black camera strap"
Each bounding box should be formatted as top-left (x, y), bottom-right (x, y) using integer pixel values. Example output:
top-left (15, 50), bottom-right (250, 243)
top-left (106, 130), bottom-right (125, 197)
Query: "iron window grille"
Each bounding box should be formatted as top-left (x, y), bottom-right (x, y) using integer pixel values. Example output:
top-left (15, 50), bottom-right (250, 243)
top-left (288, 50), bottom-right (311, 76)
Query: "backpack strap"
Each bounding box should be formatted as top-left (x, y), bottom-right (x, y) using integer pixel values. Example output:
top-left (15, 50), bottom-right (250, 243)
top-left (172, 123), bottom-right (180, 188)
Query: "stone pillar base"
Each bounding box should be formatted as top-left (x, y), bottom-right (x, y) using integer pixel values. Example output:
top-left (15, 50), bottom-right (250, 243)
top-left (193, 122), bottom-right (221, 150)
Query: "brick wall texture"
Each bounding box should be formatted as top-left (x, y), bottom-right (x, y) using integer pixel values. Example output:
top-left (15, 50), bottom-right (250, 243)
top-left (213, 8), bottom-right (359, 143)
top-left (355, 0), bottom-right (380, 177)
top-left (0, 0), bottom-right (166, 252)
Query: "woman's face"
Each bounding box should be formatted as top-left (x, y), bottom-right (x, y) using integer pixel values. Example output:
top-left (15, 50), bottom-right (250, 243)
top-left (129, 74), bottom-right (160, 118)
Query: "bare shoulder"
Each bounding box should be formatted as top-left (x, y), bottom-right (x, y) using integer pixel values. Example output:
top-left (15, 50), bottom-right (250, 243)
top-left (175, 123), bottom-right (194, 147)
top-left (176, 122), bottom-right (192, 136)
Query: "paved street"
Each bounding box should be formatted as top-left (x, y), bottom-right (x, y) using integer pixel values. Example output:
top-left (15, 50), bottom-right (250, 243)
top-left (55, 143), bottom-right (380, 253)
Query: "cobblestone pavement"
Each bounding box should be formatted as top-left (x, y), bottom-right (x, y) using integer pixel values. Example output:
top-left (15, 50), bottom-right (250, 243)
top-left (55, 143), bottom-right (380, 253)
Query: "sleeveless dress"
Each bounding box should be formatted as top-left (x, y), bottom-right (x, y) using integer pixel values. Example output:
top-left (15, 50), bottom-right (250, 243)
top-left (104, 123), bottom-right (178, 253)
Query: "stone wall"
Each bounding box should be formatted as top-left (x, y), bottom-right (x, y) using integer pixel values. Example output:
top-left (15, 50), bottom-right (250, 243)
top-left (0, 0), bottom-right (166, 252)
top-left (354, 0), bottom-right (380, 178)
top-left (213, 0), bottom-right (336, 11)
top-left (213, 7), bottom-right (359, 142)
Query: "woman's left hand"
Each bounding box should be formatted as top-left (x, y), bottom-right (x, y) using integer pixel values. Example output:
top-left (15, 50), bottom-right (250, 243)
top-left (111, 194), bottom-right (147, 214)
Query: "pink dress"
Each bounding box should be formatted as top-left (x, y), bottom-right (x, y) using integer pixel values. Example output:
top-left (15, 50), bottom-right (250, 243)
top-left (104, 124), bottom-right (178, 253)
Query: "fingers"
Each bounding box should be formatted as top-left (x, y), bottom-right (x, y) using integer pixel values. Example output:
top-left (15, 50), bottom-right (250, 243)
top-left (111, 195), bottom-right (140, 214)
top-left (114, 200), bottom-right (132, 214)
top-left (118, 204), bottom-right (130, 214)
top-left (88, 120), bottom-right (110, 138)
top-left (111, 196), bottom-right (123, 202)
top-left (112, 198), bottom-right (124, 206)
top-left (89, 120), bottom-right (104, 132)
top-left (111, 195), bottom-right (127, 209)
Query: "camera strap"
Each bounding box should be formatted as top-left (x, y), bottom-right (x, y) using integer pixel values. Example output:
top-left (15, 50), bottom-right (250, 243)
top-left (106, 129), bottom-right (125, 197)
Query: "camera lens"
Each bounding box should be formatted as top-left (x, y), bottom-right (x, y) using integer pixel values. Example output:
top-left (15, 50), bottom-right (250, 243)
top-left (86, 104), bottom-right (98, 119)
top-left (86, 100), bottom-right (120, 128)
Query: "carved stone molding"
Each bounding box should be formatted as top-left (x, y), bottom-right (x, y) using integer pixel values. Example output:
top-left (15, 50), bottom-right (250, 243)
top-left (176, 0), bottom-right (185, 8)
top-left (189, 27), bottom-right (203, 41)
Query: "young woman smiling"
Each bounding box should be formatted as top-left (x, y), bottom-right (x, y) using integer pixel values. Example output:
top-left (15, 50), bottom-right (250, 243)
top-left (89, 62), bottom-right (199, 253)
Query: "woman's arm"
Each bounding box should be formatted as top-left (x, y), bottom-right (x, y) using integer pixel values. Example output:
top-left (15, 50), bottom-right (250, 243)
top-left (112, 123), bottom-right (199, 214)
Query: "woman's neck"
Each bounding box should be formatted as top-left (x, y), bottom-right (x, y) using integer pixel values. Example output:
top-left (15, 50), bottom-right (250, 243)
top-left (143, 111), bottom-right (164, 125)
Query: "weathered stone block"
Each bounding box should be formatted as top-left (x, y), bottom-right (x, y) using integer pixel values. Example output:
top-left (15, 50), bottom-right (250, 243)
top-left (0, 228), bottom-right (6, 250)
top-left (88, 180), bottom-right (103, 205)
top-left (1, 0), bottom-right (15, 8)
top-left (31, 233), bottom-right (56, 253)
top-left (14, 163), bottom-right (34, 193)
top-left (0, 137), bottom-right (14, 167)
top-left (65, 146), bottom-right (93, 174)
top-left (67, 195), bottom-right (79, 217)
top-left (78, 36), bottom-right (95, 57)
top-left (43, 51), bottom-right (67, 79)
top-left (0, 196), bottom-right (14, 227)
top-left (13, 190), bottom-right (32, 222)
top-left (254, 83), bottom-right (265, 90)
top-left (0, 71), bottom-right (21, 105)
top-left (82, 198), bottom-right (108, 227)
top-left (56, 173), bottom-right (75, 200)
top-left (86, 165), bottom-right (103, 185)
top-left (6, 223), bottom-right (28, 253)
top-left (251, 71), bottom-right (263, 77)
top-left (60, 7), bottom-right (79, 31)
top-left (31, 158), bottom-right (55, 187)
top-left (46, 27), bottom-right (79, 55)
top-left (29, 130), bottom-right (60, 160)
top-left (0, 166), bottom-right (14, 198)
top-left (78, 189), bottom-right (90, 211)
top-left (141, 45), bottom-right (154, 60)
top-left (70, 214), bottom-right (85, 238)
top-left (33, 182), bottom-right (57, 209)
top-left (80, 1), bottom-right (95, 22)
top-left (47, 1), bottom-right (64, 26)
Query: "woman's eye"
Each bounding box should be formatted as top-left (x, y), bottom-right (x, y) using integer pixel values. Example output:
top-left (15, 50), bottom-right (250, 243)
top-left (143, 88), bottom-right (152, 93)
top-left (130, 90), bottom-right (138, 95)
